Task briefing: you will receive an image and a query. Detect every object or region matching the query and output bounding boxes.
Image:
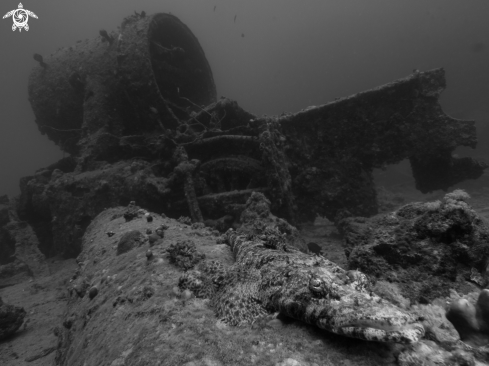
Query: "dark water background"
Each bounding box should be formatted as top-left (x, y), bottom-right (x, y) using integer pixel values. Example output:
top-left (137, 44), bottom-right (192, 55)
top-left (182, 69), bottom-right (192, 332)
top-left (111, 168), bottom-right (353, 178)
top-left (1, 0), bottom-right (489, 196)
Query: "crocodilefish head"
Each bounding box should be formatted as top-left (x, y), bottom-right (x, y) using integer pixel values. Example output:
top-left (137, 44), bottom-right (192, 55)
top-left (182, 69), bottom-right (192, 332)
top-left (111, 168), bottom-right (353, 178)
top-left (263, 256), bottom-right (425, 344)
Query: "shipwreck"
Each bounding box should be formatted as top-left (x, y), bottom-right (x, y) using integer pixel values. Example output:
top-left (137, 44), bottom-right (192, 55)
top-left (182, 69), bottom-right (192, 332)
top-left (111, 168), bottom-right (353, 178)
top-left (22, 11), bottom-right (487, 258)
top-left (0, 10), bottom-right (488, 366)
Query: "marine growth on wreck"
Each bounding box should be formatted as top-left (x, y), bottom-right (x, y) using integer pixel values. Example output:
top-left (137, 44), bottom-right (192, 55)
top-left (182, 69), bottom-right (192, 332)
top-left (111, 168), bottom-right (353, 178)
top-left (2, 8), bottom-right (489, 366)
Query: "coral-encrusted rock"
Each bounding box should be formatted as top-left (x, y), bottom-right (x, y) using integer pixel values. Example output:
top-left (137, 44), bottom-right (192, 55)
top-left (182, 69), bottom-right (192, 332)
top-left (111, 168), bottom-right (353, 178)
top-left (0, 296), bottom-right (26, 340)
top-left (117, 230), bottom-right (145, 255)
top-left (167, 240), bottom-right (205, 270)
top-left (148, 233), bottom-right (161, 247)
top-left (123, 202), bottom-right (141, 222)
top-left (70, 276), bottom-right (89, 298)
top-left (238, 192), bottom-right (307, 252)
top-left (340, 190), bottom-right (489, 303)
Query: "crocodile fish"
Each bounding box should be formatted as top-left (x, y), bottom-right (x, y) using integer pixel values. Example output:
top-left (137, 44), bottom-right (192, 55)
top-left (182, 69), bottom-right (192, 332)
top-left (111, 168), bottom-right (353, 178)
top-left (178, 227), bottom-right (425, 344)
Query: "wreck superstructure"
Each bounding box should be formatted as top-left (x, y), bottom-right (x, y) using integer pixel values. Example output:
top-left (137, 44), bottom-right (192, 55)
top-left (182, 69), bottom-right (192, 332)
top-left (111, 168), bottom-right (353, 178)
top-left (24, 12), bottom-right (486, 256)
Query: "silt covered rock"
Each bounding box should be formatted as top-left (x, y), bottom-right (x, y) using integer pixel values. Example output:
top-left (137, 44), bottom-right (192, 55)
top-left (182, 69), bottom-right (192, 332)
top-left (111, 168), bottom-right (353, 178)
top-left (117, 230), bottom-right (145, 255)
top-left (0, 296), bottom-right (26, 340)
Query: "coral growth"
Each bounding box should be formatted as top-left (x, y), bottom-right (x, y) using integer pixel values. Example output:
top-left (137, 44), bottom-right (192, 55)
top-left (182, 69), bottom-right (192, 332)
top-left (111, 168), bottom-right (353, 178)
top-left (167, 240), bottom-right (205, 270)
top-left (342, 190), bottom-right (489, 303)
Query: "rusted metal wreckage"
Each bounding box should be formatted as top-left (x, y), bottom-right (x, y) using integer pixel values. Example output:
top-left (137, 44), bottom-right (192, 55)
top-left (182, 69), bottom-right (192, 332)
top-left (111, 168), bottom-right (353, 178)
top-left (28, 12), bottom-right (486, 225)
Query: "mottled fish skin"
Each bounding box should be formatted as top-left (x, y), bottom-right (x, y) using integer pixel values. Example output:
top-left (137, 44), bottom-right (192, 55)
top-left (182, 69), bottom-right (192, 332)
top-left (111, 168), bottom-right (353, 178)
top-left (225, 231), bottom-right (425, 344)
top-left (179, 228), bottom-right (425, 344)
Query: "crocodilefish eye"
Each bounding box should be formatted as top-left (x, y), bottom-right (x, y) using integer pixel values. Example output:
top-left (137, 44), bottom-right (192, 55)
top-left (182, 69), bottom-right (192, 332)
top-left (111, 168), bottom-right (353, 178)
top-left (309, 277), bottom-right (324, 294)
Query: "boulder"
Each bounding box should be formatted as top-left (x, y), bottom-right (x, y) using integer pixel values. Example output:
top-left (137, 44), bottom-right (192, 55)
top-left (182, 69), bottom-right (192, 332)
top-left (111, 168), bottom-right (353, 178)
top-left (0, 297), bottom-right (26, 340)
top-left (117, 230), bottom-right (145, 255)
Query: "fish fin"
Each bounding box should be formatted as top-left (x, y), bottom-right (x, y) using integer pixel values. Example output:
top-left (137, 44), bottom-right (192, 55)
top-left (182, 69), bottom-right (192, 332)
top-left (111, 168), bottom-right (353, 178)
top-left (215, 286), bottom-right (267, 326)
